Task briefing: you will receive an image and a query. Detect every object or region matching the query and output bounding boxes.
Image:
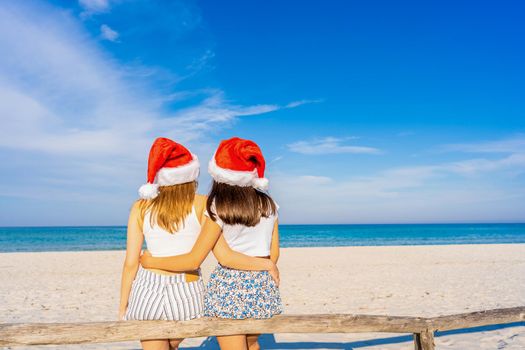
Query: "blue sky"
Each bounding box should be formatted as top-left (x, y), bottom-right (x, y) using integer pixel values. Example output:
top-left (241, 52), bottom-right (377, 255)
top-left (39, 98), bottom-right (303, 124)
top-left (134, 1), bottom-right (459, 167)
top-left (1, 0), bottom-right (524, 225)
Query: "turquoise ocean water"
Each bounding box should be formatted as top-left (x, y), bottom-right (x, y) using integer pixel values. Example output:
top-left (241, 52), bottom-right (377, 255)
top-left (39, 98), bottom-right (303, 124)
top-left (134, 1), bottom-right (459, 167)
top-left (1, 224), bottom-right (524, 252)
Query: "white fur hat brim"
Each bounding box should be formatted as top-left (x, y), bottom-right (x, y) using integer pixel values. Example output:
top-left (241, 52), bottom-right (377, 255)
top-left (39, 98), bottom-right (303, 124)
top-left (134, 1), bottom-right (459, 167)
top-left (208, 156), bottom-right (268, 190)
top-left (139, 155), bottom-right (200, 199)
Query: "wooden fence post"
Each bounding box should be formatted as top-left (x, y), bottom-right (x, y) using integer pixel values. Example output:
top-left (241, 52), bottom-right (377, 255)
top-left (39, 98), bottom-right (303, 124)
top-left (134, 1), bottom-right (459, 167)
top-left (413, 329), bottom-right (435, 350)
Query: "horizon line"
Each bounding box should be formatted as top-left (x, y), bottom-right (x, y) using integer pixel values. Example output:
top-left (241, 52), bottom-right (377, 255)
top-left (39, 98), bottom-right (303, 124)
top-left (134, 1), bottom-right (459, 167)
top-left (1, 222), bottom-right (525, 229)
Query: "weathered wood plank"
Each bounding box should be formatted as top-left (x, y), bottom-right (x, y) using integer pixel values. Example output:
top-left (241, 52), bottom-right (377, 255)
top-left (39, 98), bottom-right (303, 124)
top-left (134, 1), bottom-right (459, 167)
top-left (0, 314), bottom-right (429, 346)
top-left (414, 330), bottom-right (435, 350)
top-left (429, 306), bottom-right (525, 331)
top-left (0, 307), bottom-right (523, 347)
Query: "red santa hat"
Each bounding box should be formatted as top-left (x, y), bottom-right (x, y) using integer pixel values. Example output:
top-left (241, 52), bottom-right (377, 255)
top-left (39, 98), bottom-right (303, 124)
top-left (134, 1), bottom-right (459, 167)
top-left (138, 137), bottom-right (200, 199)
top-left (208, 137), bottom-right (269, 190)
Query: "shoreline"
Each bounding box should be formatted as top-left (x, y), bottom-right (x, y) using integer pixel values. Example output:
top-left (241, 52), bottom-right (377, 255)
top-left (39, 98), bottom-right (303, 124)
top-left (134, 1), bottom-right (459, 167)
top-left (2, 242), bottom-right (525, 254)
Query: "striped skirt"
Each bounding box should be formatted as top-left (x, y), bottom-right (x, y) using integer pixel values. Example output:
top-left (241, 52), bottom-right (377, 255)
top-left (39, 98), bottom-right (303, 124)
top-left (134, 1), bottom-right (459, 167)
top-left (124, 267), bottom-right (205, 321)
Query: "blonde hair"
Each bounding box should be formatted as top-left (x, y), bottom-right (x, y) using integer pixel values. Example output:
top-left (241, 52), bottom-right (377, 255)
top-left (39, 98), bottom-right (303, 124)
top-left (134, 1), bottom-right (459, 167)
top-left (140, 181), bottom-right (197, 233)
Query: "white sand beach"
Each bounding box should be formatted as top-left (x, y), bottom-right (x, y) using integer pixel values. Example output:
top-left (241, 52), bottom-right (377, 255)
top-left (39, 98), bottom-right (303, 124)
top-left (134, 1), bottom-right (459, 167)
top-left (1, 245), bottom-right (524, 349)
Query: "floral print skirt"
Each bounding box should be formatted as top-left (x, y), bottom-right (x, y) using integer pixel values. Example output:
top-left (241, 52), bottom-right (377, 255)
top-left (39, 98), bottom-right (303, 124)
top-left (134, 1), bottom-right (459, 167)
top-left (204, 264), bottom-right (283, 319)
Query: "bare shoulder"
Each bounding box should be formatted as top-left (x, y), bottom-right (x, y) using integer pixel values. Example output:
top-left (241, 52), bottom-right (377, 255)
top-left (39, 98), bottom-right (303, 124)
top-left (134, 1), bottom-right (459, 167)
top-left (130, 200), bottom-right (146, 219)
top-left (195, 193), bottom-right (207, 206)
top-left (194, 193), bottom-right (208, 215)
top-left (194, 193), bottom-right (208, 204)
top-left (128, 200), bottom-right (145, 227)
top-left (131, 199), bottom-right (144, 212)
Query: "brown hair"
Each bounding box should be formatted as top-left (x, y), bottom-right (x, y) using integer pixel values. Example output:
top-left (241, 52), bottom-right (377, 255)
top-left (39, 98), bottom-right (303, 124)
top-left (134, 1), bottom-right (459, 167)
top-left (140, 181), bottom-right (197, 233)
top-left (206, 181), bottom-right (276, 227)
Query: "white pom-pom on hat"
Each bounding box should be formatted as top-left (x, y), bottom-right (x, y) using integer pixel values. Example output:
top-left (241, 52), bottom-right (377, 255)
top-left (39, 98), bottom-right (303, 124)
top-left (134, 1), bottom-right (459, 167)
top-left (253, 177), bottom-right (269, 191)
top-left (138, 183), bottom-right (159, 200)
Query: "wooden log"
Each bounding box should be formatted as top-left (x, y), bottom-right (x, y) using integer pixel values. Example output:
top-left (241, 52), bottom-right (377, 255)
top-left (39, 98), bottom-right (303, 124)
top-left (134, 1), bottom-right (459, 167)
top-left (413, 330), bottom-right (435, 350)
top-left (0, 314), bottom-right (430, 346)
top-left (1, 307), bottom-right (523, 347)
top-left (429, 306), bottom-right (525, 331)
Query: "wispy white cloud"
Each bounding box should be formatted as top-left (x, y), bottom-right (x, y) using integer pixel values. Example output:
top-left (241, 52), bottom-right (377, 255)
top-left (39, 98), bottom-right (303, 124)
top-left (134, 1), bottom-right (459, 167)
top-left (285, 99), bottom-right (323, 108)
top-left (434, 135), bottom-right (525, 176)
top-left (297, 175), bottom-right (333, 185)
top-left (273, 135), bottom-right (525, 223)
top-left (269, 156), bottom-right (284, 164)
top-left (288, 137), bottom-right (381, 155)
top-left (442, 135), bottom-right (525, 154)
top-left (100, 24), bottom-right (119, 42)
top-left (79, 0), bottom-right (110, 15)
top-left (158, 90), bottom-right (282, 139)
top-left (272, 150), bottom-right (525, 224)
top-left (186, 49), bottom-right (215, 74)
top-left (274, 176), bottom-right (525, 224)
top-left (351, 151), bottom-right (525, 194)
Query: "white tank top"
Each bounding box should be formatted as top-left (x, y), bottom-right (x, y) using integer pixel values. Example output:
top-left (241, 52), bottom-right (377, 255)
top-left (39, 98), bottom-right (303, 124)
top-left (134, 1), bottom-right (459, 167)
top-left (206, 204), bottom-right (278, 257)
top-left (143, 207), bottom-right (201, 257)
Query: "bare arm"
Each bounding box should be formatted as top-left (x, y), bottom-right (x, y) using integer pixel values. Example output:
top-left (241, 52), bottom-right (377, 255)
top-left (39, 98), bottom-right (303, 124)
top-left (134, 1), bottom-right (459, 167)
top-left (140, 217), bottom-right (222, 272)
top-left (118, 201), bottom-right (144, 320)
top-left (141, 216), bottom-right (277, 276)
top-left (195, 194), bottom-right (207, 224)
top-left (270, 219), bottom-right (280, 264)
top-left (212, 235), bottom-right (275, 271)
